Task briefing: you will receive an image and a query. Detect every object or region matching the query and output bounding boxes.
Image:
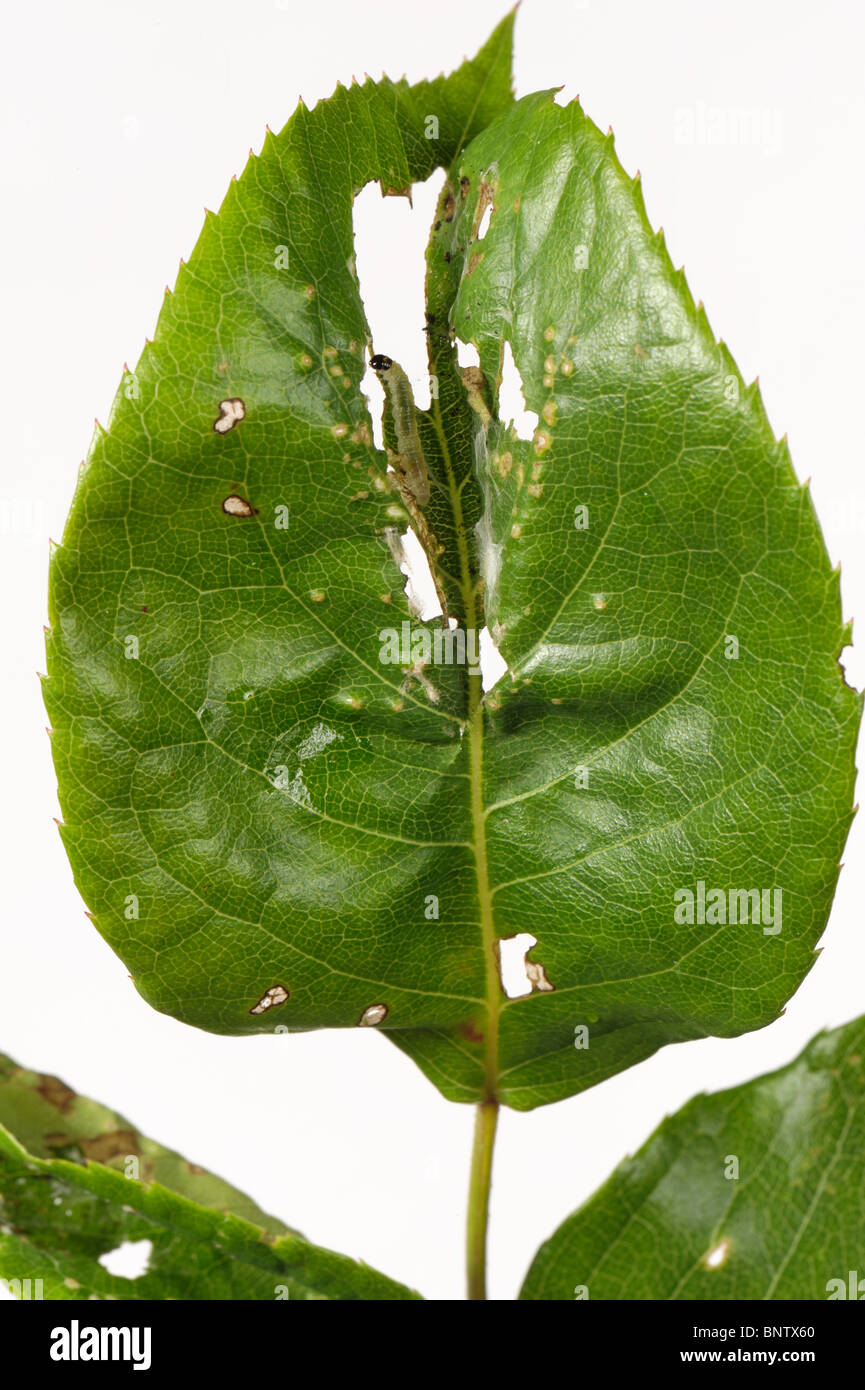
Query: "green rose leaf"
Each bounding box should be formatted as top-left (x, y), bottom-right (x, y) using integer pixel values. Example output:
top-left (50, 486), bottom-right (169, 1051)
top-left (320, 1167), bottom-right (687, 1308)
top-left (0, 1053), bottom-right (420, 1300)
top-left (520, 1015), bottom-right (865, 1300)
top-left (45, 19), bottom-right (859, 1114)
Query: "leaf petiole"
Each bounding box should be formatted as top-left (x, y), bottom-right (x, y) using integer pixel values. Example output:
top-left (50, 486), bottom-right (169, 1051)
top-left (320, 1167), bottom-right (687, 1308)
top-left (466, 1098), bottom-right (499, 1300)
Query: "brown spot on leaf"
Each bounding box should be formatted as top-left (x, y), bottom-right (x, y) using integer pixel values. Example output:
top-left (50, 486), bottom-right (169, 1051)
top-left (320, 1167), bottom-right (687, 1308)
top-left (36, 1074), bottom-right (77, 1114)
top-left (460, 1021), bottom-right (484, 1044)
top-left (81, 1129), bottom-right (139, 1163)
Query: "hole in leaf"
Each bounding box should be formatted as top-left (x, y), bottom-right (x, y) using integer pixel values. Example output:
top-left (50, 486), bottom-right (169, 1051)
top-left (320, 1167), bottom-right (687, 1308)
top-left (98, 1237), bottom-right (152, 1280)
top-left (400, 527), bottom-right (441, 621)
top-left (499, 934), bottom-right (555, 995)
top-left (456, 339), bottom-right (481, 370)
top-left (353, 173), bottom-right (441, 415)
top-left (500, 342), bottom-right (538, 441)
top-left (498, 933), bottom-right (539, 998)
top-left (354, 173), bottom-right (446, 621)
top-left (480, 627), bottom-right (507, 692)
top-left (352, 176), bottom-right (510, 694)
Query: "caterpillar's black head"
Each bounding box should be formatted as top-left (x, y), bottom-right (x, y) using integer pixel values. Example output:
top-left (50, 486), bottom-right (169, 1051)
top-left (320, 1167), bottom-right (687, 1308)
top-left (370, 354), bottom-right (393, 372)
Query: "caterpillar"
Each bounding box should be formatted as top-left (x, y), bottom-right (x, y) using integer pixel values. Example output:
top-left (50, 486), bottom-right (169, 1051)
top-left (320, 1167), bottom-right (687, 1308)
top-left (370, 354), bottom-right (431, 506)
top-left (371, 353), bottom-right (449, 623)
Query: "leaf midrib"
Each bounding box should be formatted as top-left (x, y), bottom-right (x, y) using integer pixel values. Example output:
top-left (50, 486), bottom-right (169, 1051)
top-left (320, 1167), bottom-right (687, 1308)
top-left (430, 392), bottom-right (500, 1100)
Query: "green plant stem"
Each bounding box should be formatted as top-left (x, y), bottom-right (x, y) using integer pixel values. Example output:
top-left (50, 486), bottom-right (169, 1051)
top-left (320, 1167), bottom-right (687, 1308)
top-left (430, 350), bottom-right (501, 1301)
top-left (466, 1098), bottom-right (499, 1299)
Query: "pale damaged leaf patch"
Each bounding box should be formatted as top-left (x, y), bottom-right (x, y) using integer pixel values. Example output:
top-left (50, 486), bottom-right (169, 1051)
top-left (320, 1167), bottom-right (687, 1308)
top-left (213, 398), bottom-right (246, 434)
top-left (249, 985), bottom-right (290, 1015)
top-left (358, 1003), bottom-right (389, 1027)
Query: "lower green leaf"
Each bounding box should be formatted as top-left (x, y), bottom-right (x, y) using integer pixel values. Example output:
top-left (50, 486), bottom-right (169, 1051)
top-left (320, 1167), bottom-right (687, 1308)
top-left (520, 1016), bottom-right (865, 1300)
top-left (0, 1053), bottom-right (421, 1300)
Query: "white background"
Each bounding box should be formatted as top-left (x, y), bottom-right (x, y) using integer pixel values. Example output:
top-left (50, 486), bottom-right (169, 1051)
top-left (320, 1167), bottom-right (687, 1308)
top-left (1, 0), bottom-right (864, 1301)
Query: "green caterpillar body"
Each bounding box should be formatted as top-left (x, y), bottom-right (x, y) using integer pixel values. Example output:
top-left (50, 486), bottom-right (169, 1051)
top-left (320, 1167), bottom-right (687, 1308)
top-left (370, 355), bottom-right (431, 506)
